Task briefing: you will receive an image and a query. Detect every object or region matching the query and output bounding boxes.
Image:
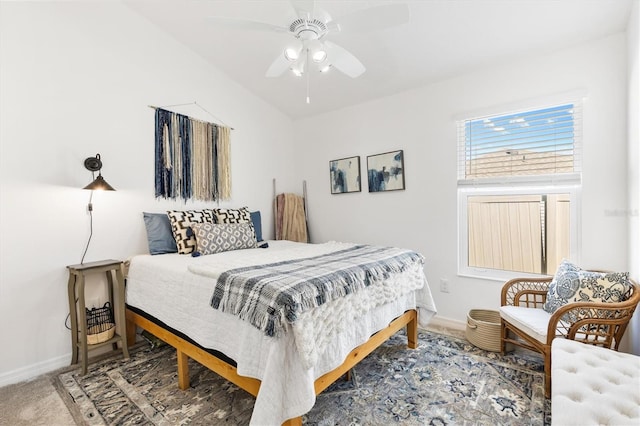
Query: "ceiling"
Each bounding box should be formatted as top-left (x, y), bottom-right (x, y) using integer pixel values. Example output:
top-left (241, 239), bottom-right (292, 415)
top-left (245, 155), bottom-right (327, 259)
top-left (124, 0), bottom-right (633, 119)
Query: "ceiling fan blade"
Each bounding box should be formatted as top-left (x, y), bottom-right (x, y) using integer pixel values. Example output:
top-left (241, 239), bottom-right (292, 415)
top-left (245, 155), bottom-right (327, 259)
top-left (208, 16), bottom-right (288, 33)
top-left (290, 0), bottom-right (315, 20)
top-left (334, 3), bottom-right (410, 33)
top-left (266, 53), bottom-right (292, 78)
top-left (289, 0), bottom-right (333, 24)
top-left (324, 40), bottom-right (365, 78)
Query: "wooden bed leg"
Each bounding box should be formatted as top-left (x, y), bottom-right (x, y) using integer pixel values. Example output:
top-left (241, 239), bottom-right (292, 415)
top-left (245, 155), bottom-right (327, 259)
top-left (407, 311), bottom-right (418, 349)
top-left (177, 349), bottom-right (190, 390)
top-left (344, 369), bottom-right (352, 382)
top-left (126, 316), bottom-right (137, 347)
top-left (282, 416), bottom-right (303, 426)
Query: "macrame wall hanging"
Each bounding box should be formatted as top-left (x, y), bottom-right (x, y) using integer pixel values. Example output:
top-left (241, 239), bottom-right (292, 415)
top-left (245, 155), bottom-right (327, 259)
top-left (151, 104), bottom-right (232, 202)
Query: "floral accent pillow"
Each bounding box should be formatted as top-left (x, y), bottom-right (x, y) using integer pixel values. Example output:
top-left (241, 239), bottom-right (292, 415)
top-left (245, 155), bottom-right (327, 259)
top-left (542, 260), bottom-right (580, 313)
top-left (573, 270), bottom-right (631, 304)
top-left (543, 259), bottom-right (631, 314)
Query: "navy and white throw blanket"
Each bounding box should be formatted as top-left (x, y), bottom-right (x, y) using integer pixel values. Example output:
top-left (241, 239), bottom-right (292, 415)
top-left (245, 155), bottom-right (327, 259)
top-left (210, 244), bottom-right (425, 338)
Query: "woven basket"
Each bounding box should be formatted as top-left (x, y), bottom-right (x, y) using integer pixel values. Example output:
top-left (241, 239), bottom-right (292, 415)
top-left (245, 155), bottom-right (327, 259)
top-left (466, 309), bottom-right (501, 352)
top-left (87, 323), bottom-right (115, 345)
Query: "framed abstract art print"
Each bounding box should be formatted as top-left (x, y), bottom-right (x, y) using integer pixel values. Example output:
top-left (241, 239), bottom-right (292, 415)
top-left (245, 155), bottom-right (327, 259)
top-left (330, 156), bottom-right (361, 194)
top-left (367, 150), bottom-right (405, 192)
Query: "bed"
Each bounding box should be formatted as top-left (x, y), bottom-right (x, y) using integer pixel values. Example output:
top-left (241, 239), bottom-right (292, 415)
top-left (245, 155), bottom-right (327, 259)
top-left (125, 239), bottom-right (437, 425)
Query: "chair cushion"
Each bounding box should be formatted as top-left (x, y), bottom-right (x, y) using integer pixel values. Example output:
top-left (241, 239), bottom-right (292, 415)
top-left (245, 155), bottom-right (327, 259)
top-left (500, 305), bottom-right (552, 344)
top-left (551, 338), bottom-right (640, 425)
top-left (543, 259), bottom-right (631, 314)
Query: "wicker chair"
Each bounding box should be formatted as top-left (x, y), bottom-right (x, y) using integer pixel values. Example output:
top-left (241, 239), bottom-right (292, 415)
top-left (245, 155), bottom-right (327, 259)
top-left (499, 274), bottom-right (640, 398)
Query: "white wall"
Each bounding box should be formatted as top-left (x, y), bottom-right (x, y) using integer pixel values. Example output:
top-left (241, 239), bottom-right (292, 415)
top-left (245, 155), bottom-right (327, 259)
top-left (628, 0), bottom-right (640, 355)
top-left (0, 2), bottom-right (295, 385)
top-left (295, 34), bottom-right (630, 332)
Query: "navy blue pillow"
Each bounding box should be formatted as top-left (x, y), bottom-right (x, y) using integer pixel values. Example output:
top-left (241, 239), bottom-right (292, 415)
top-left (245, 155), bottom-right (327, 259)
top-left (143, 212), bottom-right (178, 255)
top-left (250, 211), bottom-right (263, 242)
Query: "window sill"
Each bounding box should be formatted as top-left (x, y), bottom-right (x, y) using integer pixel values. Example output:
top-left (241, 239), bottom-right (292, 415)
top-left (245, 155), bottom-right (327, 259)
top-left (457, 268), bottom-right (551, 283)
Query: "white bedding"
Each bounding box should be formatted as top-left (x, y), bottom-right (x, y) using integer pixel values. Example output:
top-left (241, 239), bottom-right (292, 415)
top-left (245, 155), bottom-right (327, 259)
top-left (126, 240), bottom-right (437, 425)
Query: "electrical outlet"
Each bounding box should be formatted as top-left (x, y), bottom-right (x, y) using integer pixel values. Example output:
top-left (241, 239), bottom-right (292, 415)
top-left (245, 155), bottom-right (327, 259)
top-left (440, 278), bottom-right (450, 293)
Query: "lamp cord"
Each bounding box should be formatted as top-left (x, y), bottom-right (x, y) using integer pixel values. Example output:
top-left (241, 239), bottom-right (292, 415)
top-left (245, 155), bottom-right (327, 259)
top-left (80, 181), bottom-right (95, 264)
top-left (65, 171), bottom-right (95, 330)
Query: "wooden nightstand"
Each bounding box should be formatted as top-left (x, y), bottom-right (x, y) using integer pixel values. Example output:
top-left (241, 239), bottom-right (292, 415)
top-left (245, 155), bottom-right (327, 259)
top-left (66, 259), bottom-right (130, 375)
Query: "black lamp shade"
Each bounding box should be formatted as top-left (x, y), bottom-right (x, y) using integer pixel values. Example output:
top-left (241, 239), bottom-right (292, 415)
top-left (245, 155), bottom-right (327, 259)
top-left (84, 174), bottom-right (115, 191)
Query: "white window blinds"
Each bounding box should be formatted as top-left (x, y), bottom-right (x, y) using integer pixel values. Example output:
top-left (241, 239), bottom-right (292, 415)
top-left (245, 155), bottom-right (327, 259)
top-left (457, 103), bottom-right (582, 184)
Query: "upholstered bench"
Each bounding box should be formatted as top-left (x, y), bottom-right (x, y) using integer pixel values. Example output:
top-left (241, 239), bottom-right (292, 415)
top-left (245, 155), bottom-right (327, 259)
top-left (551, 338), bottom-right (640, 425)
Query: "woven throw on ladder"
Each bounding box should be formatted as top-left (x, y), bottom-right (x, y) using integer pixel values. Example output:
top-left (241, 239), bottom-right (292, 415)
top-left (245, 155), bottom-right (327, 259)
top-left (275, 193), bottom-right (308, 243)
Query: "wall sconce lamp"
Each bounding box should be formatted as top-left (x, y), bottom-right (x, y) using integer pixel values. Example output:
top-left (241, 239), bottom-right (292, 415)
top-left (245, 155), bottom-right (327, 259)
top-left (83, 154), bottom-right (115, 191)
top-left (80, 153), bottom-right (115, 264)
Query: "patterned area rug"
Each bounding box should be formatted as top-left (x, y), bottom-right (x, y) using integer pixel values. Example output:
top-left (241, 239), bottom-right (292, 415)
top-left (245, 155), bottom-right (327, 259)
top-left (55, 330), bottom-right (550, 425)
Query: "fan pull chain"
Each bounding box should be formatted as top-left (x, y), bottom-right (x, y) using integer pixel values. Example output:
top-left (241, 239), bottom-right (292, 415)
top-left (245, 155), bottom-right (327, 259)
top-left (306, 49), bottom-right (311, 104)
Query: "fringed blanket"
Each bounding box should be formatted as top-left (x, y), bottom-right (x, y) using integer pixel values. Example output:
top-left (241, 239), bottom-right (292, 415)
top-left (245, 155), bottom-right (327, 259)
top-left (210, 244), bottom-right (424, 337)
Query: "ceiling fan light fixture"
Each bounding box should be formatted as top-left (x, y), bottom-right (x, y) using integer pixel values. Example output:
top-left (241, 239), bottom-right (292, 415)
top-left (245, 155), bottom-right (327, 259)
top-left (284, 47), bottom-right (299, 61)
top-left (291, 67), bottom-right (303, 77)
top-left (319, 64), bottom-right (332, 73)
top-left (312, 50), bottom-right (327, 63)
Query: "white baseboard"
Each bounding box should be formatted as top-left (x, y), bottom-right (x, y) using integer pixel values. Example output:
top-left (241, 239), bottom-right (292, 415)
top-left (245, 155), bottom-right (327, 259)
top-left (425, 315), bottom-right (467, 332)
top-left (0, 354), bottom-right (70, 388)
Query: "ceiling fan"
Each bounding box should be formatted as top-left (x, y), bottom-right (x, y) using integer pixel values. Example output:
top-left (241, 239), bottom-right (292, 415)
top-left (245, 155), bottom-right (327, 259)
top-left (210, 1), bottom-right (410, 80)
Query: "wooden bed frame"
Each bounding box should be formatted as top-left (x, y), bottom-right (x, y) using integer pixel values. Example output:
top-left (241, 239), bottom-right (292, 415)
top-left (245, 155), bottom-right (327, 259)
top-left (125, 307), bottom-right (418, 426)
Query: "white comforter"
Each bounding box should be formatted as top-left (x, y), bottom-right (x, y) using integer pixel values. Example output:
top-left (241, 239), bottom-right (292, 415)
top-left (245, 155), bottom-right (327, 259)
top-left (126, 240), bottom-right (437, 425)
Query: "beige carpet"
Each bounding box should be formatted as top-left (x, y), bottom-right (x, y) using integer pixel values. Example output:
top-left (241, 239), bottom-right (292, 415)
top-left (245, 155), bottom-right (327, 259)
top-left (0, 373), bottom-right (76, 425)
top-left (0, 345), bottom-right (134, 426)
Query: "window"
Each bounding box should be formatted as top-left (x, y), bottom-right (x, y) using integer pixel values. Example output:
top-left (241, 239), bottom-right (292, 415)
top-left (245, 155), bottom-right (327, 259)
top-left (457, 102), bottom-right (582, 279)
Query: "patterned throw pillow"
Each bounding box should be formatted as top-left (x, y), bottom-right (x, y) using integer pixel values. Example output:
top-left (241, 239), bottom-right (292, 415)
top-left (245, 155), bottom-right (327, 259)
top-left (167, 210), bottom-right (215, 254)
top-left (213, 207), bottom-right (251, 224)
top-left (543, 259), bottom-right (632, 314)
top-left (543, 260), bottom-right (581, 313)
top-left (573, 270), bottom-right (631, 304)
top-left (191, 222), bottom-right (257, 256)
